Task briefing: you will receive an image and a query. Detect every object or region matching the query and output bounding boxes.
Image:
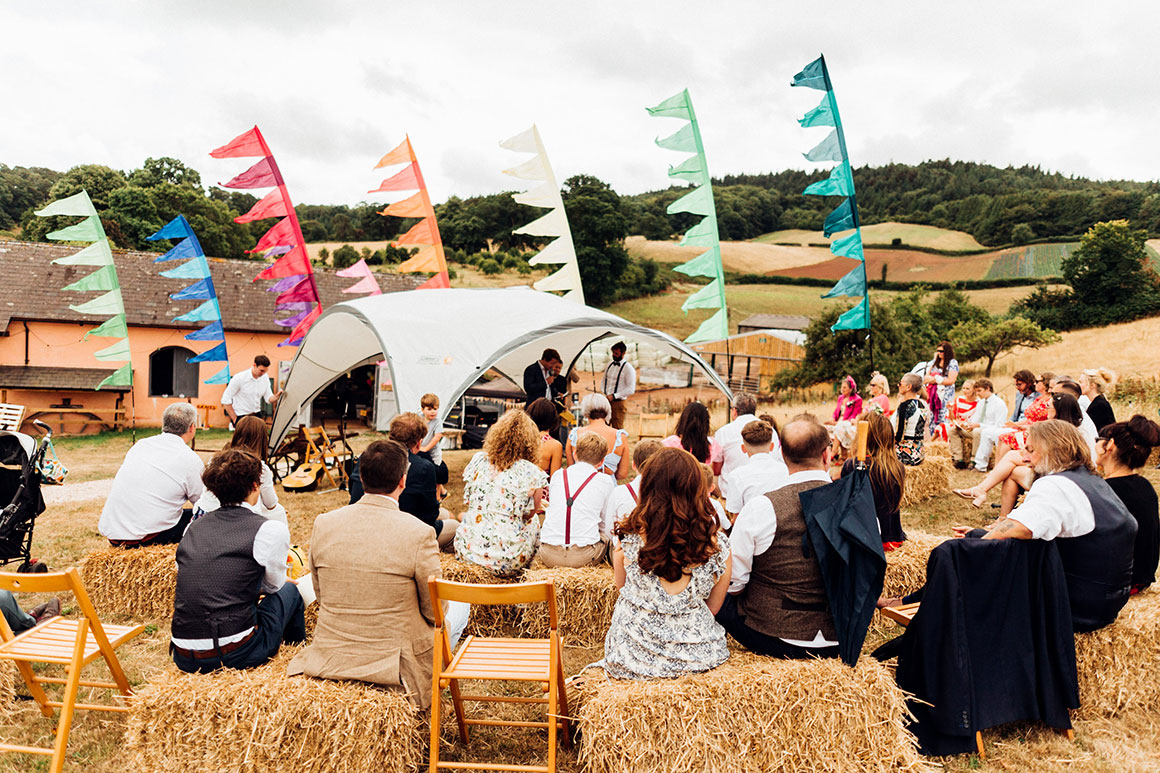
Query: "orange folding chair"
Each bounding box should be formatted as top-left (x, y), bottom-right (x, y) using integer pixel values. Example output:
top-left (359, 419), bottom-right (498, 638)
top-left (0, 568), bottom-right (144, 772)
top-left (427, 577), bottom-right (570, 773)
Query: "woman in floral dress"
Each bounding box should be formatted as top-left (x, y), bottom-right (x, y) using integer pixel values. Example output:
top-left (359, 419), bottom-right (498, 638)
top-left (922, 341), bottom-right (959, 434)
top-left (454, 410), bottom-right (548, 577)
top-left (597, 447), bottom-right (732, 680)
top-left (999, 373), bottom-right (1053, 451)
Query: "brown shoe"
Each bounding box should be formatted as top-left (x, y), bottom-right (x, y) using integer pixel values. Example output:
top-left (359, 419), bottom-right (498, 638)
top-left (29, 598), bottom-right (60, 624)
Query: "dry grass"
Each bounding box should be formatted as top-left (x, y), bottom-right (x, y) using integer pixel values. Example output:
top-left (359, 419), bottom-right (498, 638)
top-left (124, 645), bottom-right (421, 772)
top-left (80, 544), bottom-right (177, 621)
top-left (522, 565), bottom-right (619, 649)
top-left (756, 222), bottom-right (986, 252)
top-left (626, 235), bottom-right (834, 275)
top-left (900, 457), bottom-right (952, 509)
top-left (574, 652), bottom-right (922, 772)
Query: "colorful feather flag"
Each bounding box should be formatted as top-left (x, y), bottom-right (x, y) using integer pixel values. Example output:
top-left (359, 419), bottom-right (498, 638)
top-left (210, 126), bottom-right (322, 345)
top-left (500, 125), bottom-right (584, 304)
top-left (147, 215), bottom-right (230, 385)
top-left (647, 89), bottom-right (728, 343)
top-left (336, 259), bottom-right (382, 296)
top-left (36, 191), bottom-right (132, 389)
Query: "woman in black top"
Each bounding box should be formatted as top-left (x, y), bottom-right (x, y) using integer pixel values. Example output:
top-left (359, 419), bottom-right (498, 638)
top-left (1080, 368), bottom-right (1117, 432)
top-left (1096, 415), bottom-right (1160, 593)
top-left (841, 412), bottom-right (906, 548)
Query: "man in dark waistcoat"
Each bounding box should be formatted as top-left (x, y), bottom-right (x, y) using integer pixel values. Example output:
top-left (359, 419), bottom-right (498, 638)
top-left (715, 415), bottom-right (841, 659)
top-left (170, 449), bottom-right (305, 673)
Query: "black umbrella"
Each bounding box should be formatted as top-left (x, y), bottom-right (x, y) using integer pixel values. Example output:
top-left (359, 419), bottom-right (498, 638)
top-left (798, 422), bottom-right (887, 666)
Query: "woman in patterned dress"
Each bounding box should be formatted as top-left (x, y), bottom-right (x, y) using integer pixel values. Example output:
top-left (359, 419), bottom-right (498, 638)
top-left (922, 341), bottom-right (959, 434)
top-left (999, 373), bottom-right (1053, 451)
top-left (894, 373), bottom-right (930, 466)
top-left (454, 410), bottom-right (548, 577)
top-left (597, 447), bottom-right (732, 680)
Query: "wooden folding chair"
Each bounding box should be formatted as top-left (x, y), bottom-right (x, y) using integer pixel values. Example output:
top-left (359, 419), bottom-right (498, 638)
top-left (0, 404), bottom-right (25, 432)
top-left (427, 577), bottom-right (570, 773)
top-left (0, 568), bottom-right (144, 772)
top-left (636, 412), bottom-right (669, 440)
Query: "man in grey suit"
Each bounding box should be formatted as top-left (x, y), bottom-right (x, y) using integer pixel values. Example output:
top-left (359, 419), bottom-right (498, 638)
top-left (288, 439), bottom-right (468, 709)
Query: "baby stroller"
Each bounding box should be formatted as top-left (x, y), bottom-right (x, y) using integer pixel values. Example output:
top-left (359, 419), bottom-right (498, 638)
top-left (0, 420), bottom-right (55, 573)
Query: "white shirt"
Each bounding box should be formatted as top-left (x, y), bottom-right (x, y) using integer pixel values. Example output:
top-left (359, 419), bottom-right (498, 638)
top-left (728, 468), bottom-right (837, 648)
top-left (606, 475), bottom-right (642, 527)
top-left (725, 452), bottom-right (790, 514)
top-left (716, 414), bottom-right (784, 500)
top-left (170, 518), bottom-right (292, 650)
top-left (99, 432), bottom-right (204, 540)
top-left (710, 498), bottom-right (731, 530)
top-left (1008, 474), bottom-right (1095, 540)
top-left (221, 368), bottom-right (274, 416)
top-left (602, 359), bottom-right (636, 401)
top-left (967, 394), bottom-right (1008, 428)
top-left (541, 462), bottom-right (617, 547)
top-left (1078, 394), bottom-right (1091, 410)
top-left (1079, 412), bottom-right (1098, 459)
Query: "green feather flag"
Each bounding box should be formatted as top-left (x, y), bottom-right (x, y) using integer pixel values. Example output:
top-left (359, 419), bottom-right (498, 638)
top-left (647, 88), bottom-right (728, 344)
top-left (40, 190), bottom-right (132, 387)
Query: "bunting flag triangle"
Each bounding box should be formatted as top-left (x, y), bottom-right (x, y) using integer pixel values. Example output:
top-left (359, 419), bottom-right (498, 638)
top-left (204, 365), bottom-right (231, 385)
top-left (499, 124), bottom-right (584, 303)
top-left (147, 215), bottom-right (193, 242)
top-left (394, 217), bottom-right (436, 246)
top-left (84, 314), bottom-right (128, 340)
top-left (170, 278), bottom-right (213, 301)
top-left (210, 126), bottom-right (267, 159)
top-left (822, 265), bottom-right (867, 299)
top-left (255, 246), bottom-right (313, 280)
top-left (336, 259), bottom-right (382, 295)
top-left (395, 244), bottom-right (442, 273)
top-left (369, 163), bottom-right (421, 193)
top-left (63, 264), bottom-right (118, 293)
top-left (375, 137), bottom-right (413, 168)
top-left (97, 363), bottom-right (132, 390)
top-left (94, 338), bottom-right (131, 362)
top-left (185, 319), bottom-right (225, 341)
top-left (35, 191), bottom-right (98, 218)
top-left (666, 185), bottom-right (714, 217)
top-left (187, 342), bottom-right (228, 363)
top-left (222, 157), bottom-right (278, 189)
top-left (682, 279), bottom-right (723, 311)
top-left (832, 297), bottom-right (870, 331)
top-left (52, 239), bottom-right (113, 266)
top-left (48, 215), bottom-right (103, 242)
top-left (172, 298), bottom-right (219, 323)
top-left (69, 289), bottom-right (124, 316)
top-left (160, 259), bottom-right (208, 280)
top-left (153, 237), bottom-right (199, 263)
top-left (235, 189), bottom-right (289, 223)
top-left (685, 308), bottom-right (729, 344)
top-left (382, 191), bottom-right (426, 218)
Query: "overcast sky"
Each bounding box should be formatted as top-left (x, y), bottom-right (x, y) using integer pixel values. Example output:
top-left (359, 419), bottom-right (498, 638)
top-left (4, 2), bottom-right (1157, 207)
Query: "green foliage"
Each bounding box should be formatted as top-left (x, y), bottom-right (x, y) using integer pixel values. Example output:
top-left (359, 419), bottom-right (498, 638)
top-left (561, 174), bottom-right (630, 306)
top-left (949, 316), bottom-right (1060, 376)
top-left (1011, 223), bottom-right (1035, 244)
top-left (332, 244), bottom-right (360, 269)
top-left (0, 164), bottom-right (60, 229)
top-left (435, 193), bottom-right (541, 253)
top-left (478, 258), bottom-right (502, 275)
top-left (317, 247), bottom-right (330, 263)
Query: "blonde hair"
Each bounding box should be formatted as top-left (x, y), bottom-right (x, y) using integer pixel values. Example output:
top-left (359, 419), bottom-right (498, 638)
top-left (580, 393), bottom-right (612, 420)
top-left (1028, 419), bottom-right (1094, 475)
top-left (1081, 367), bottom-right (1117, 395)
top-left (869, 371), bottom-right (890, 396)
top-left (483, 409), bottom-right (540, 471)
top-left (573, 432), bottom-right (608, 467)
top-left (960, 379), bottom-right (975, 392)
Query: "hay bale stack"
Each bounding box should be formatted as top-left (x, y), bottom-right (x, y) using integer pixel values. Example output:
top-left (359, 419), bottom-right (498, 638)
top-left (522, 565), bottom-right (618, 648)
top-left (924, 442), bottom-right (951, 459)
top-left (437, 553), bottom-right (524, 637)
top-left (1075, 590), bottom-right (1160, 719)
top-left (575, 653), bottom-right (919, 772)
top-left (900, 456), bottom-right (951, 508)
top-left (80, 545), bottom-right (177, 621)
top-left (0, 661), bottom-right (18, 722)
top-left (124, 646), bottom-right (420, 772)
top-left (882, 530), bottom-right (946, 599)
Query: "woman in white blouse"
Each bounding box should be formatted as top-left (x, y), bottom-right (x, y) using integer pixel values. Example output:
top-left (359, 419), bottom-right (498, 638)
top-left (196, 416), bottom-right (286, 524)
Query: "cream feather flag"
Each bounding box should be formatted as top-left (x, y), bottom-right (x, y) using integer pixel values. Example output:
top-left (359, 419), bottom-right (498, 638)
top-left (500, 125), bottom-right (585, 304)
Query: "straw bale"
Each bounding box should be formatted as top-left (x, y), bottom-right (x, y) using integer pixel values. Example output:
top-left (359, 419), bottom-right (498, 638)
top-left (0, 661), bottom-right (17, 722)
top-left (438, 553), bottom-right (524, 637)
top-left (1075, 589), bottom-right (1160, 719)
top-left (882, 530), bottom-right (946, 599)
top-left (80, 544), bottom-right (177, 621)
top-left (900, 457), bottom-right (951, 508)
top-left (124, 646), bottom-right (421, 772)
top-left (924, 442), bottom-right (950, 459)
top-left (574, 653), bottom-right (920, 772)
top-left (522, 565), bottom-right (619, 648)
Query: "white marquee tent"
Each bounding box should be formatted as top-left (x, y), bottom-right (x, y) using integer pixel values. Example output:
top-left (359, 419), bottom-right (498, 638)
top-left (270, 287), bottom-right (733, 447)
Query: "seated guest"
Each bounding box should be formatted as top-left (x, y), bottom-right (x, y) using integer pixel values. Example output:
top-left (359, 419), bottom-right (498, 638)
top-left (99, 403), bottom-right (204, 547)
top-left (714, 392), bottom-right (763, 501)
top-left (894, 374), bottom-right (929, 466)
top-left (867, 372), bottom-right (892, 416)
top-left (0, 592), bottom-right (59, 634)
top-left (663, 401), bottom-right (724, 474)
top-left (934, 379), bottom-right (975, 443)
top-left (827, 375), bottom-right (864, 462)
top-left (948, 378), bottom-right (1006, 469)
top-left (702, 463), bottom-right (731, 530)
top-left (606, 439), bottom-right (662, 528)
top-left (196, 416), bottom-right (286, 525)
top-left (1051, 377), bottom-right (1098, 450)
top-left (567, 394), bottom-right (630, 479)
top-left (288, 440), bottom-right (469, 708)
top-left (996, 372), bottom-right (1053, 453)
top-left (455, 410), bottom-right (548, 577)
top-left (1096, 416), bottom-right (1160, 594)
top-left (538, 433), bottom-right (618, 567)
top-left (526, 397), bottom-right (563, 476)
top-left (950, 420), bottom-right (1136, 633)
top-left (1080, 368), bottom-right (1117, 431)
top-left (724, 420), bottom-right (789, 518)
top-left (391, 413), bottom-right (458, 550)
top-left (716, 415), bottom-right (840, 660)
top-left (842, 412), bottom-right (906, 549)
top-left (598, 447), bottom-right (731, 679)
top-left (171, 449), bottom-right (304, 672)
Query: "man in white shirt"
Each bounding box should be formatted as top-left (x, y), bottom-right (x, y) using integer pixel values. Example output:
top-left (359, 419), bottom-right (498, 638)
top-left (99, 403), bottom-right (205, 546)
top-left (714, 415), bottom-right (840, 660)
top-left (950, 378), bottom-right (1007, 469)
top-left (715, 393), bottom-right (773, 501)
top-left (221, 354), bottom-right (282, 425)
top-left (606, 439), bottom-right (662, 528)
top-left (602, 341), bottom-right (636, 430)
top-left (538, 433), bottom-right (618, 567)
top-left (725, 420), bottom-right (789, 517)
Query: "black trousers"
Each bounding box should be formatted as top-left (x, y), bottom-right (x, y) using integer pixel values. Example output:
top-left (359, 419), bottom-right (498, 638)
top-left (715, 595), bottom-right (840, 660)
top-left (171, 583), bottom-right (306, 673)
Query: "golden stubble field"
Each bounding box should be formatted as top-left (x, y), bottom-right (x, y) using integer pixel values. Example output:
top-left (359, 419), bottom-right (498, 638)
top-left (3, 382), bottom-right (1160, 770)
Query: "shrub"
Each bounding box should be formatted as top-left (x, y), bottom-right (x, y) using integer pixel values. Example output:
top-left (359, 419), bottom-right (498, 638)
top-left (478, 258), bottom-right (502, 275)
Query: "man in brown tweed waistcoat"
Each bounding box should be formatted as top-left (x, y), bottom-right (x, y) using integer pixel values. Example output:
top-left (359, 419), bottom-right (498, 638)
top-left (714, 414), bottom-right (841, 660)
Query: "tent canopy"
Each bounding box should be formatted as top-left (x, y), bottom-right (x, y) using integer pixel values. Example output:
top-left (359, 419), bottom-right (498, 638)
top-left (270, 287), bottom-right (733, 447)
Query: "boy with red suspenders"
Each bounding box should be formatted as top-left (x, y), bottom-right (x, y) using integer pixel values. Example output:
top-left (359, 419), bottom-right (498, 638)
top-left (606, 439), bottom-right (663, 534)
top-left (538, 433), bottom-right (618, 567)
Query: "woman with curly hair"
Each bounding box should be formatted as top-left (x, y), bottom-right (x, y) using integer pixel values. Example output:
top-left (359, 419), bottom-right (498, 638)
top-left (454, 409), bottom-right (549, 576)
top-left (597, 447), bottom-right (731, 679)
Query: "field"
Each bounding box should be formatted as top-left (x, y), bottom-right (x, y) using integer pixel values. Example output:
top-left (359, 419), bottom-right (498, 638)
top-left (756, 221), bottom-right (986, 252)
top-left (625, 235), bottom-right (833, 275)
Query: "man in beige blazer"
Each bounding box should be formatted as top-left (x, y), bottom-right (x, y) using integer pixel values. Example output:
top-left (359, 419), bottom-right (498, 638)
top-left (288, 439), bottom-right (469, 709)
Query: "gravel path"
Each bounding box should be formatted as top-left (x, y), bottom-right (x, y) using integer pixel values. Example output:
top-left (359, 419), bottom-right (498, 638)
top-left (41, 478), bottom-right (114, 505)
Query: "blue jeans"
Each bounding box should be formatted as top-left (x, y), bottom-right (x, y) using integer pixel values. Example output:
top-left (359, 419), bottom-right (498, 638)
top-left (171, 582), bottom-right (306, 673)
top-left (0, 590), bottom-right (34, 634)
